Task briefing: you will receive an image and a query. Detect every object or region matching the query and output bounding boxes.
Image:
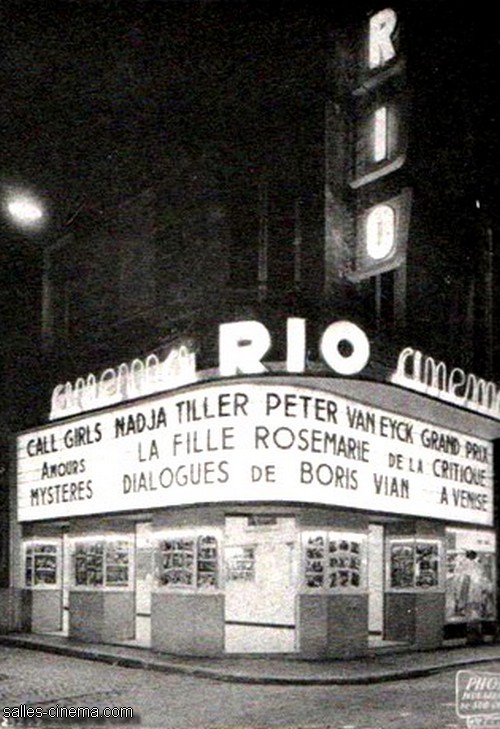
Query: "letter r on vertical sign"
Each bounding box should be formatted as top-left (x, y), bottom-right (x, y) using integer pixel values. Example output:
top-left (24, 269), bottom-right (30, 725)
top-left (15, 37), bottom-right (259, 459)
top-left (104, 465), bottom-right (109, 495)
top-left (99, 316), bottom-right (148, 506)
top-left (369, 8), bottom-right (397, 68)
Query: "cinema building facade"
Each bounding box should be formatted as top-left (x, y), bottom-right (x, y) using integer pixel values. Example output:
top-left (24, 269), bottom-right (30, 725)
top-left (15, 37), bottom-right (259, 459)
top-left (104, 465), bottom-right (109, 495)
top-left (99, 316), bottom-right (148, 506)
top-left (12, 320), bottom-right (500, 658)
top-left (4, 3), bottom-right (499, 661)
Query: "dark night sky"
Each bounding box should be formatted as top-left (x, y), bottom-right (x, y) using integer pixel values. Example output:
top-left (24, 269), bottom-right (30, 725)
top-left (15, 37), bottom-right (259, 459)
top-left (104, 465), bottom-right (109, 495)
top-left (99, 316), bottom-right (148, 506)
top-left (0, 0), bottom-right (330, 340)
top-left (0, 1), bottom-right (498, 252)
top-left (0, 1), bottom-right (327, 236)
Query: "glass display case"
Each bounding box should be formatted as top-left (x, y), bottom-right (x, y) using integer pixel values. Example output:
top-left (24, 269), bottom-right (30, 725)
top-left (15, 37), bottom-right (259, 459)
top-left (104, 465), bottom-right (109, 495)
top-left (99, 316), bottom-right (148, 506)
top-left (74, 542), bottom-right (104, 587)
top-left (196, 535), bottom-right (218, 588)
top-left (73, 538), bottom-right (130, 588)
top-left (158, 538), bottom-right (195, 587)
top-left (329, 538), bottom-right (363, 589)
top-left (105, 540), bottom-right (130, 586)
top-left (389, 541), bottom-right (414, 589)
top-left (302, 532), bottom-right (366, 592)
top-left (24, 542), bottom-right (59, 588)
top-left (445, 528), bottom-right (496, 622)
top-left (388, 539), bottom-right (441, 590)
top-left (157, 533), bottom-right (219, 589)
top-left (304, 534), bottom-right (325, 589)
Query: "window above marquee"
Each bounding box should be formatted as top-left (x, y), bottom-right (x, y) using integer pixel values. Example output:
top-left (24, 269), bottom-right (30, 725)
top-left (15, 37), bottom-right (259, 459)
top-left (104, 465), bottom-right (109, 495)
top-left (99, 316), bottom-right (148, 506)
top-left (366, 203), bottom-right (396, 261)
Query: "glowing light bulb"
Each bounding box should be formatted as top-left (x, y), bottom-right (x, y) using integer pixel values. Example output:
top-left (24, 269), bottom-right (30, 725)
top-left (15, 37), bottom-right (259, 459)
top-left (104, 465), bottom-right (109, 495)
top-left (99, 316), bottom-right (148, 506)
top-left (7, 197), bottom-right (44, 224)
top-left (3, 188), bottom-right (47, 231)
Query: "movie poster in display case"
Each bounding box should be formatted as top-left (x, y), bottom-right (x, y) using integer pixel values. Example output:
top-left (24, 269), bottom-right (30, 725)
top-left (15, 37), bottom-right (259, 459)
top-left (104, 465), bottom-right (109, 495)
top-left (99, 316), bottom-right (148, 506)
top-left (445, 529), bottom-right (496, 622)
top-left (388, 539), bottom-right (440, 590)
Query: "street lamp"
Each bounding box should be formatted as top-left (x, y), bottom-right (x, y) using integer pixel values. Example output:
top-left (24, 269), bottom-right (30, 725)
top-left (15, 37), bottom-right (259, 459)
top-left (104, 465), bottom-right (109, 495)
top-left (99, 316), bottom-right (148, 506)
top-left (2, 187), bottom-right (47, 232)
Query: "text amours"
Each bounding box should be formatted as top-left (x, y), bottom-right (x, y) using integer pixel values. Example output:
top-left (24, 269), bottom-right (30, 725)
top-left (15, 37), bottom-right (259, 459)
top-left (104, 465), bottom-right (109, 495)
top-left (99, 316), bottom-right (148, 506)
top-left (27, 390), bottom-right (491, 515)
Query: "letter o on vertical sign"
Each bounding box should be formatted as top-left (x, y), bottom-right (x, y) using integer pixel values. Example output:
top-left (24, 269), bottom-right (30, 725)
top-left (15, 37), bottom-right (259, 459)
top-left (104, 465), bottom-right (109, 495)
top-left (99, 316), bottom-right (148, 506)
top-left (366, 204), bottom-right (395, 261)
top-left (320, 321), bottom-right (370, 375)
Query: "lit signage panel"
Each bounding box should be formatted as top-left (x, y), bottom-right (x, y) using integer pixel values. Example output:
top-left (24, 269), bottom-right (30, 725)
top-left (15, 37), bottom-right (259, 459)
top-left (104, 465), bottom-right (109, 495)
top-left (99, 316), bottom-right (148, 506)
top-left (352, 188), bottom-right (412, 280)
top-left (392, 347), bottom-right (500, 422)
top-left (17, 382), bottom-right (494, 526)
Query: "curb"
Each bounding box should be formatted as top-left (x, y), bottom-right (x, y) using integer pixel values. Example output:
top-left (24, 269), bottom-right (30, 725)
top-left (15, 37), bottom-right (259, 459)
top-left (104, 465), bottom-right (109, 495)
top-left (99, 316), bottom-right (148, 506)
top-left (1, 636), bottom-right (500, 686)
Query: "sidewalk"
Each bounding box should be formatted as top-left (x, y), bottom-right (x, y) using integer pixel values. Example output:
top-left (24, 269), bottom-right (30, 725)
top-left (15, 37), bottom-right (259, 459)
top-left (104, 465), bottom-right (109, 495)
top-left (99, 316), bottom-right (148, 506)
top-left (2, 633), bottom-right (500, 685)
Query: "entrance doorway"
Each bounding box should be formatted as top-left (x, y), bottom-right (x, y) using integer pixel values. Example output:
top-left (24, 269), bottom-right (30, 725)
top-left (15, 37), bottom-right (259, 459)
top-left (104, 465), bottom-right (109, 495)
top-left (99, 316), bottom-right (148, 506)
top-left (368, 523), bottom-right (384, 643)
top-left (224, 516), bottom-right (298, 653)
top-left (25, 537), bottom-right (67, 636)
top-left (135, 522), bottom-right (153, 647)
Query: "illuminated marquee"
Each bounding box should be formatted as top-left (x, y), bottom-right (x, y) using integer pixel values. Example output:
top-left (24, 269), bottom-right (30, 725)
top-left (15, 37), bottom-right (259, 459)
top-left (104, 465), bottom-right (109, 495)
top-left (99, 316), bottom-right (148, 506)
top-left (18, 381), bottom-right (494, 525)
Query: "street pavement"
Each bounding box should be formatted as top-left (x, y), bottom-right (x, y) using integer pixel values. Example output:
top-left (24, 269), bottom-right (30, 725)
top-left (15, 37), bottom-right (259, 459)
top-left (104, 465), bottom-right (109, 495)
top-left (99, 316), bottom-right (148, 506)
top-left (2, 633), bottom-right (500, 684)
top-left (0, 643), bottom-right (498, 729)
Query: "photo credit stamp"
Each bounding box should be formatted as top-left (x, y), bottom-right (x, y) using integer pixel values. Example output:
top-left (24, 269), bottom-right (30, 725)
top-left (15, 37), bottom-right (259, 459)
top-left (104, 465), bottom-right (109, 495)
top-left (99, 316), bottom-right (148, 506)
top-left (457, 670), bottom-right (500, 727)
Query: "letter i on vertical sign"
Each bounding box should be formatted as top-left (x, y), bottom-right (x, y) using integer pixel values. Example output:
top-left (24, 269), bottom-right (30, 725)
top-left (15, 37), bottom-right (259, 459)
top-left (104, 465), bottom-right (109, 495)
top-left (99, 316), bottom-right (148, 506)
top-left (373, 106), bottom-right (388, 163)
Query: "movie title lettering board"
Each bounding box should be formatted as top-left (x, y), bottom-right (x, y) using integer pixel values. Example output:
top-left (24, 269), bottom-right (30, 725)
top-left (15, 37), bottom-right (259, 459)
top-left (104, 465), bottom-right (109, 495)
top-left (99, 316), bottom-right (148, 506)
top-left (17, 382), bottom-right (494, 525)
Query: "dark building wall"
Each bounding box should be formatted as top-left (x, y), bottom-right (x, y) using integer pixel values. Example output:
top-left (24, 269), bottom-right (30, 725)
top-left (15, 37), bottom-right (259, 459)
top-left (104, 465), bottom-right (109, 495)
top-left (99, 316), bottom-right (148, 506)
top-left (42, 152), bottom-right (230, 377)
top-left (401, 2), bottom-right (488, 371)
top-left (0, 248), bottom-right (45, 590)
